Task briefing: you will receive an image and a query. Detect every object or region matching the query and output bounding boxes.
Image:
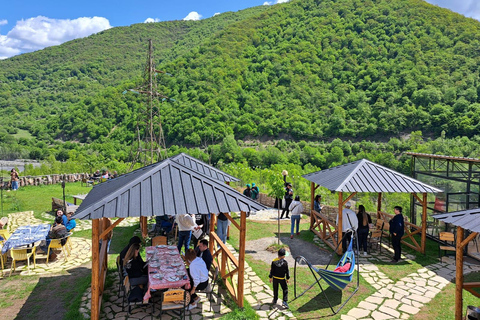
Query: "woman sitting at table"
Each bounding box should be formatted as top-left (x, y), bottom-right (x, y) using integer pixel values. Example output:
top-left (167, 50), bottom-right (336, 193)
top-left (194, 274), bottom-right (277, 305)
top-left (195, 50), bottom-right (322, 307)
top-left (185, 248), bottom-right (209, 310)
top-left (123, 243), bottom-right (148, 286)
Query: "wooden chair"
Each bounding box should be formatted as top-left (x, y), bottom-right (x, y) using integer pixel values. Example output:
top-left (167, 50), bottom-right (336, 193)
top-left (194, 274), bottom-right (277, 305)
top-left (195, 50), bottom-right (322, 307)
top-left (152, 236), bottom-right (167, 246)
top-left (10, 247), bottom-right (35, 276)
top-left (439, 231), bottom-right (456, 263)
top-left (156, 289), bottom-right (189, 319)
top-left (368, 225), bottom-right (383, 253)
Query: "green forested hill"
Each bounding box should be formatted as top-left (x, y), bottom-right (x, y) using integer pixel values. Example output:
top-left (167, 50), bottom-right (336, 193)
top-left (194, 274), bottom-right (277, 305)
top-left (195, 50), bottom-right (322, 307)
top-left (1, 0), bottom-right (480, 163)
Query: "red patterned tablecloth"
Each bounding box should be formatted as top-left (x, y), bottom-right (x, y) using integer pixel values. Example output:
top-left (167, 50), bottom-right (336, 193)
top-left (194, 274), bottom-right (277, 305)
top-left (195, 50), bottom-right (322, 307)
top-left (143, 245), bottom-right (190, 300)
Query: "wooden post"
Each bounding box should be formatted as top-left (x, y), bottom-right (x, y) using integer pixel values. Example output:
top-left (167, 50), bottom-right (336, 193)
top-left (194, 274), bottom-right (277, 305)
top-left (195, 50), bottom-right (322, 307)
top-left (377, 193), bottom-right (382, 219)
top-left (140, 216), bottom-right (148, 238)
top-left (91, 219), bottom-right (100, 320)
top-left (337, 192), bottom-right (343, 254)
top-left (237, 211), bottom-right (246, 308)
top-left (421, 193), bottom-right (427, 254)
top-left (455, 226), bottom-right (464, 320)
top-left (209, 213), bottom-right (216, 254)
top-left (310, 182), bottom-right (315, 229)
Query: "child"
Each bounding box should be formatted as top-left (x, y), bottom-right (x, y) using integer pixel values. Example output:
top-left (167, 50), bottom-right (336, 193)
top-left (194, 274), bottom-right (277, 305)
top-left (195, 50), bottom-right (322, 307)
top-left (269, 248), bottom-right (290, 308)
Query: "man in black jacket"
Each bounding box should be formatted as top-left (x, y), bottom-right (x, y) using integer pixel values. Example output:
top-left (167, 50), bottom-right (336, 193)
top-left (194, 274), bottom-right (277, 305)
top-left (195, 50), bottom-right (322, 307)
top-left (269, 248), bottom-right (290, 308)
top-left (389, 206), bottom-right (405, 263)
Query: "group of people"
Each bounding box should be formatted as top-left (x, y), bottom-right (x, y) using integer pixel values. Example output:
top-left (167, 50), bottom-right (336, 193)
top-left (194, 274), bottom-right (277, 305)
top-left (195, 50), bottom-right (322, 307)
top-left (91, 169), bottom-right (118, 181)
top-left (119, 235), bottom-right (213, 310)
top-left (243, 183), bottom-right (259, 200)
top-left (338, 202), bottom-right (405, 263)
top-left (39, 209), bottom-right (76, 260)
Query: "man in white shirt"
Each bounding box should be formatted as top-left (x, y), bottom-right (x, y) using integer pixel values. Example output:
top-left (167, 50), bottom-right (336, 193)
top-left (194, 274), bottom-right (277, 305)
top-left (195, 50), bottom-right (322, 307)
top-left (336, 201), bottom-right (358, 253)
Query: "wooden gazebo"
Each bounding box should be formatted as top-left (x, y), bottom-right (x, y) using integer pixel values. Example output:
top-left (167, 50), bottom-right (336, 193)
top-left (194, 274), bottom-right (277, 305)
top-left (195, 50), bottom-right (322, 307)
top-left (73, 157), bottom-right (266, 320)
top-left (302, 159), bottom-right (442, 254)
top-left (433, 208), bottom-right (480, 320)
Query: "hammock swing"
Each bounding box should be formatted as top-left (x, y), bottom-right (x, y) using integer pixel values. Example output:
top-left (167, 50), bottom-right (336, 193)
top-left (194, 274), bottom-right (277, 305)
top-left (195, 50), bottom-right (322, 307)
top-left (292, 229), bottom-right (360, 314)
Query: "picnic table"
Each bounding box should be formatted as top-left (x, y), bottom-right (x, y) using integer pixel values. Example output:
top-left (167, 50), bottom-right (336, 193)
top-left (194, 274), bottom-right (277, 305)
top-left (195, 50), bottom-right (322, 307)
top-left (2, 224), bottom-right (50, 254)
top-left (72, 194), bottom-right (87, 205)
top-left (143, 245), bottom-right (190, 300)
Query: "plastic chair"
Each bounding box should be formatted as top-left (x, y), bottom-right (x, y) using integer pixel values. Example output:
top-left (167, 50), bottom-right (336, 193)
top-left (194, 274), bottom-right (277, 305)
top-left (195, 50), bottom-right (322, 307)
top-left (47, 238), bottom-right (69, 264)
top-left (152, 236), bottom-right (167, 246)
top-left (0, 229), bottom-right (10, 241)
top-left (10, 247), bottom-right (35, 276)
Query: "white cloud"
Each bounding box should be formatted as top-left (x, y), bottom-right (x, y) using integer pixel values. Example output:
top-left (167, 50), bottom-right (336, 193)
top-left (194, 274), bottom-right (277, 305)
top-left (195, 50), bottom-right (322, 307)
top-left (213, 12), bottom-right (221, 17)
top-left (0, 19), bottom-right (7, 26)
top-left (183, 11), bottom-right (202, 21)
top-left (425, 0), bottom-right (480, 20)
top-left (0, 16), bottom-right (111, 59)
top-left (144, 18), bottom-right (160, 23)
top-left (264, 0), bottom-right (290, 5)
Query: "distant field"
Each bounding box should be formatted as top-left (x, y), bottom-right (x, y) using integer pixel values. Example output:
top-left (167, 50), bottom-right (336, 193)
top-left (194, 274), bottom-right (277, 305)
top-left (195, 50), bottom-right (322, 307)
top-left (12, 129), bottom-right (33, 139)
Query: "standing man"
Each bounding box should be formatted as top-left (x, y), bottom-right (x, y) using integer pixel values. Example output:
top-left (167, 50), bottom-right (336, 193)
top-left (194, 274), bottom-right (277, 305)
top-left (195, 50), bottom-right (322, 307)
top-left (176, 213), bottom-right (199, 254)
top-left (10, 169), bottom-right (19, 191)
top-left (389, 206), bottom-right (405, 263)
top-left (336, 201), bottom-right (358, 254)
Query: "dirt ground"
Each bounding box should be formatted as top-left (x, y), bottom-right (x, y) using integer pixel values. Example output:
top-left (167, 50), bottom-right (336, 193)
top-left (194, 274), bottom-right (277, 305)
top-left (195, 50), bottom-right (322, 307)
top-left (1, 262), bottom-right (91, 320)
top-left (245, 236), bottom-right (332, 267)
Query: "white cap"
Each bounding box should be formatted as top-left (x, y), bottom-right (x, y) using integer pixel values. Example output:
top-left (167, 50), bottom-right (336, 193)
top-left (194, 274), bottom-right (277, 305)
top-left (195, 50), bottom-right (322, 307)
top-left (345, 201), bottom-right (351, 207)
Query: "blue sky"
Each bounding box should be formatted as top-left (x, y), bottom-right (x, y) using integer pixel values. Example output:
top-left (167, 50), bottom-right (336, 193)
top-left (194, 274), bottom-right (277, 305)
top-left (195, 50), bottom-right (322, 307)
top-left (0, 0), bottom-right (478, 59)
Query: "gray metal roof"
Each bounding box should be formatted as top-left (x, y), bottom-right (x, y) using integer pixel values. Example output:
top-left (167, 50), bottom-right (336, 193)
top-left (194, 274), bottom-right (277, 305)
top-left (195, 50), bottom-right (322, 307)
top-left (73, 158), bottom-right (266, 220)
top-left (302, 159), bottom-right (443, 193)
top-left (433, 208), bottom-right (480, 233)
top-left (170, 153), bottom-right (240, 182)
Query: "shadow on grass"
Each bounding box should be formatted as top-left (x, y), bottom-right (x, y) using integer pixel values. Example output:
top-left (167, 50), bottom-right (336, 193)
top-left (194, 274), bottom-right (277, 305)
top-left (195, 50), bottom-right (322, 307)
top-left (15, 266), bottom-right (91, 320)
top-left (294, 288), bottom-right (343, 318)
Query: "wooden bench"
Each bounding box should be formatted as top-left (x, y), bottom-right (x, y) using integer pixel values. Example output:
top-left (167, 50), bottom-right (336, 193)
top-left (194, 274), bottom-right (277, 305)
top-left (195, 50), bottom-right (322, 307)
top-left (52, 197), bottom-right (79, 213)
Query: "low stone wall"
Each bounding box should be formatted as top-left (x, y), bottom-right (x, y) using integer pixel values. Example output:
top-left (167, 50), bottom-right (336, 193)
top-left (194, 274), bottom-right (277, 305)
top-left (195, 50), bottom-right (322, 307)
top-left (1, 173), bottom-right (90, 189)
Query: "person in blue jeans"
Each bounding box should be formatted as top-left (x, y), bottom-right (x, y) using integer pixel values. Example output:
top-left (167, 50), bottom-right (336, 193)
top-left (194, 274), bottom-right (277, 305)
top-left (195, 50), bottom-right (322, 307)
top-left (216, 213), bottom-right (229, 244)
top-left (176, 213), bottom-right (199, 254)
top-left (289, 196), bottom-right (303, 239)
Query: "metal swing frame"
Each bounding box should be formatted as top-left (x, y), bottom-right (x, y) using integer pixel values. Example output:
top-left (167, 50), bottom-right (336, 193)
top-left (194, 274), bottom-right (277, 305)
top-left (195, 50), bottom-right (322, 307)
top-left (292, 228), bottom-right (360, 314)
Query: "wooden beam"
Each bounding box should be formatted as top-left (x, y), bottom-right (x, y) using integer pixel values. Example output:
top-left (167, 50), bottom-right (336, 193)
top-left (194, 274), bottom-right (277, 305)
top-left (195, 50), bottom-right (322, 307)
top-left (224, 213), bottom-right (240, 230)
top-left (455, 226), bottom-right (464, 320)
top-left (310, 182), bottom-right (315, 229)
top-left (99, 218), bottom-right (124, 240)
top-left (91, 219), bottom-right (100, 320)
top-left (237, 211), bottom-right (246, 308)
top-left (337, 193), bottom-right (343, 255)
top-left (460, 232), bottom-right (479, 249)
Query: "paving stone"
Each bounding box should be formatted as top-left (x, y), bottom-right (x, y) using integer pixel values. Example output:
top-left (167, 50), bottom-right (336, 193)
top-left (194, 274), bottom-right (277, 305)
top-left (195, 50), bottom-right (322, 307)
top-left (347, 307), bottom-right (371, 318)
top-left (371, 310), bottom-right (395, 320)
top-left (358, 301), bottom-right (377, 311)
top-left (399, 304), bottom-right (420, 315)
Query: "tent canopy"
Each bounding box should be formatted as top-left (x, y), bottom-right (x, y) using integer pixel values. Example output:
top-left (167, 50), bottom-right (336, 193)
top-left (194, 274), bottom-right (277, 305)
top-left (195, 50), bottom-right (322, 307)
top-left (433, 208), bottom-right (480, 233)
top-left (73, 158), bottom-right (265, 220)
top-left (302, 159), bottom-right (442, 193)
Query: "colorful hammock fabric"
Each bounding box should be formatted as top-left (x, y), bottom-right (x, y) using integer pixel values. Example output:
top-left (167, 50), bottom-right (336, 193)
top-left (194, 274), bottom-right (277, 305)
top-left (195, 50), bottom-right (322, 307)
top-left (312, 240), bottom-right (356, 290)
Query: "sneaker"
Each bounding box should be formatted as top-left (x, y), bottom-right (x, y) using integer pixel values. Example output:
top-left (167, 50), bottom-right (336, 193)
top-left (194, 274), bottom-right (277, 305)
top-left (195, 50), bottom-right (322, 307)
top-left (290, 235), bottom-right (293, 239)
top-left (296, 232), bottom-right (300, 236)
top-left (188, 302), bottom-right (197, 310)
top-left (390, 259), bottom-right (398, 264)
top-left (363, 252), bottom-right (367, 256)
top-left (272, 299), bottom-right (277, 305)
top-left (282, 301), bottom-right (289, 309)
top-left (193, 296), bottom-right (201, 304)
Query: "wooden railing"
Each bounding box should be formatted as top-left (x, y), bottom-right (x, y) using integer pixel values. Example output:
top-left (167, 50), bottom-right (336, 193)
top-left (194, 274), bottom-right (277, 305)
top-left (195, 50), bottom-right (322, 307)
top-left (378, 211), bottom-right (423, 253)
top-left (310, 209), bottom-right (339, 252)
top-left (209, 212), bottom-right (246, 308)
